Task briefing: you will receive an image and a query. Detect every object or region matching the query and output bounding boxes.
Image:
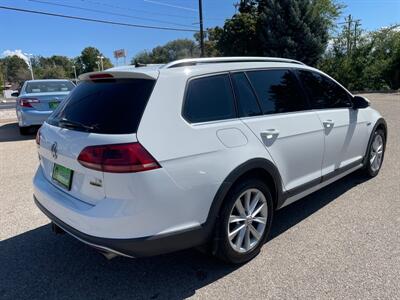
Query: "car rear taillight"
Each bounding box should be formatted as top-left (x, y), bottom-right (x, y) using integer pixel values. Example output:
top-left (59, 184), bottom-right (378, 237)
top-left (35, 128), bottom-right (41, 145)
top-left (18, 97), bottom-right (40, 108)
top-left (77, 142), bottom-right (160, 173)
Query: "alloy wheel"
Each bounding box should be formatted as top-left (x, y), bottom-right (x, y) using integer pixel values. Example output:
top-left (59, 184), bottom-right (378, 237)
top-left (227, 188), bottom-right (268, 253)
top-left (370, 134), bottom-right (384, 172)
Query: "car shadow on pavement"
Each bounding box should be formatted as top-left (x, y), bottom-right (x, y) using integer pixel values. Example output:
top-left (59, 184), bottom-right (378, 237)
top-left (270, 171), bottom-right (369, 240)
top-left (0, 172), bottom-right (369, 300)
top-left (0, 122), bottom-right (38, 142)
top-left (0, 226), bottom-right (238, 300)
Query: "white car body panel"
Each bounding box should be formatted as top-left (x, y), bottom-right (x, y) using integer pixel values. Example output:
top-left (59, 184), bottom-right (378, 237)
top-left (241, 111), bottom-right (324, 191)
top-left (315, 108), bottom-right (369, 176)
top-left (137, 71), bottom-right (276, 228)
top-left (32, 58), bottom-right (386, 257)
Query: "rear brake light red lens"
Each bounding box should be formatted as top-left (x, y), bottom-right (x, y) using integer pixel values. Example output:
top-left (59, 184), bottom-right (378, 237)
top-left (77, 142), bottom-right (160, 173)
top-left (89, 73), bottom-right (114, 80)
top-left (19, 97), bottom-right (40, 108)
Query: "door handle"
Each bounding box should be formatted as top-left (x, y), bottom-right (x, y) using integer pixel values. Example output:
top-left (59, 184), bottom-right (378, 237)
top-left (260, 129), bottom-right (280, 140)
top-left (323, 120), bottom-right (335, 128)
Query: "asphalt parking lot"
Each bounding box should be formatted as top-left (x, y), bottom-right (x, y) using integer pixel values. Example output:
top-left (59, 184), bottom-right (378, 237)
top-left (1, 93), bottom-right (399, 299)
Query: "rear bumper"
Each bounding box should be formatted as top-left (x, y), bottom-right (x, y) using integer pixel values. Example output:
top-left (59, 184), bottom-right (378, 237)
top-left (34, 196), bottom-right (207, 257)
top-left (33, 167), bottom-right (209, 257)
top-left (17, 109), bottom-right (52, 127)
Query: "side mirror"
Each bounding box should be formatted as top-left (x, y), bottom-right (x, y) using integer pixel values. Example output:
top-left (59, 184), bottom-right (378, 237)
top-left (11, 92), bottom-right (19, 97)
top-left (353, 95), bottom-right (370, 109)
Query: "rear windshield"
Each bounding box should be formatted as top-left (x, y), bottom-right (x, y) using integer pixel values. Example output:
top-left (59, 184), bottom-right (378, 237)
top-left (25, 81), bottom-right (75, 93)
top-left (47, 78), bottom-right (155, 134)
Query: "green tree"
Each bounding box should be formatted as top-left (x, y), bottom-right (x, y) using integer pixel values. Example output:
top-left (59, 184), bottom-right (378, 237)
top-left (132, 39), bottom-right (200, 64)
top-left (132, 51), bottom-right (153, 65)
top-left (31, 55), bottom-right (72, 79)
top-left (76, 47), bottom-right (113, 73)
top-left (217, 11), bottom-right (260, 56)
top-left (368, 26), bottom-right (400, 89)
top-left (257, 0), bottom-right (331, 65)
top-left (239, 0), bottom-right (259, 14)
top-left (194, 27), bottom-right (223, 57)
top-left (41, 66), bottom-right (68, 79)
top-left (215, 0), bottom-right (342, 65)
top-left (319, 24), bottom-right (400, 90)
top-left (1, 56), bottom-right (30, 85)
top-left (312, 0), bottom-right (345, 29)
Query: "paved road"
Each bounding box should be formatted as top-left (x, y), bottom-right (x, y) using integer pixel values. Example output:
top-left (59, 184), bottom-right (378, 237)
top-left (0, 103), bottom-right (16, 110)
top-left (0, 93), bottom-right (399, 299)
top-left (0, 99), bottom-right (16, 110)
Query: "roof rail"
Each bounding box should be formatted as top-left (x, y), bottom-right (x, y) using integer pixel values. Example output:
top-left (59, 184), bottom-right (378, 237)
top-left (163, 57), bottom-right (305, 68)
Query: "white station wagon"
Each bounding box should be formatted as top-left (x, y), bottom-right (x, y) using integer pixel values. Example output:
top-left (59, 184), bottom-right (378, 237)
top-left (33, 57), bottom-right (387, 264)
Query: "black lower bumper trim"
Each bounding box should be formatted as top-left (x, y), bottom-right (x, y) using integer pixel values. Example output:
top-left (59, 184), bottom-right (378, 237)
top-left (34, 196), bottom-right (209, 257)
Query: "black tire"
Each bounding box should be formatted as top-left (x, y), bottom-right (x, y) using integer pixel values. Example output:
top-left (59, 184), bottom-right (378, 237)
top-left (363, 129), bottom-right (386, 178)
top-left (19, 126), bottom-right (30, 135)
top-left (214, 178), bottom-right (274, 264)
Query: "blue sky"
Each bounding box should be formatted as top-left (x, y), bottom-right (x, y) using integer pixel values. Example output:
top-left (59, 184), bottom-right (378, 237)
top-left (0, 0), bottom-right (399, 62)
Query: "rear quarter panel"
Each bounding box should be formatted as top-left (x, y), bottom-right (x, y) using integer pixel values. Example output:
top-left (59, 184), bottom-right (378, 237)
top-left (137, 70), bottom-right (275, 227)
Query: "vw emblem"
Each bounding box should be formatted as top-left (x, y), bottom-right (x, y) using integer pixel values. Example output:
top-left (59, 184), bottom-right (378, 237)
top-left (51, 142), bottom-right (58, 159)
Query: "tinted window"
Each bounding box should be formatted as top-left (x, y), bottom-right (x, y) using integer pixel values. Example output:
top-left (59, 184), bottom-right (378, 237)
top-left (25, 81), bottom-right (75, 93)
top-left (231, 72), bottom-right (262, 117)
top-left (47, 79), bottom-right (155, 134)
top-left (298, 70), bottom-right (352, 109)
top-left (246, 69), bottom-right (308, 114)
top-left (183, 74), bottom-right (236, 123)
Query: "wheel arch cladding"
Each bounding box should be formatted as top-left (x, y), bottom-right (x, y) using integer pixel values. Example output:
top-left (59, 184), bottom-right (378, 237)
top-left (204, 158), bottom-right (284, 235)
top-left (363, 117), bottom-right (387, 166)
top-left (375, 119), bottom-right (387, 139)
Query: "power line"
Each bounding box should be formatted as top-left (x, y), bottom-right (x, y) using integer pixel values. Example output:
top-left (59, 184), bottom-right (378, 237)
top-left (28, 0), bottom-right (197, 28)
top-left (0, 5), bottom-right (198, 32)
top-left (80, 0), bottom-right (225, 22)
top-left (80, 0), bottom-right (198, 20)
top-left (144, 0), bottom-right (197, 12)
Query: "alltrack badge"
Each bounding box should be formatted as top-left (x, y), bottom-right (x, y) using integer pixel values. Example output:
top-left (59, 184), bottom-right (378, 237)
top-left (51, 142), bottom-right (58, 159)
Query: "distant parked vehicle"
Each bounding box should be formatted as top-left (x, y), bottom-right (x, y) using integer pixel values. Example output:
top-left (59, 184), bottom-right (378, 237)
top-left (14, 79), bottom-right (75, 134)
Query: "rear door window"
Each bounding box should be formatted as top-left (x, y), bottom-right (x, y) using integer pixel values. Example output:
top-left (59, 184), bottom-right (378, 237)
top-left (297, 70), bottom-right (353, 109)
top-left (47, 78), bottom-right (155, 134)
top-left (183, 74), bottom-right (236, 123)
top-left (246, 69), bottom-right (309, 114)
top-left (231, 72), bottom-right (262, 117)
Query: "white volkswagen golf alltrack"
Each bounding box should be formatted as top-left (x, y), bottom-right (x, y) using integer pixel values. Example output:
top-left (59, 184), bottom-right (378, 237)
top-left (33, 57), bottom-right (387, 264)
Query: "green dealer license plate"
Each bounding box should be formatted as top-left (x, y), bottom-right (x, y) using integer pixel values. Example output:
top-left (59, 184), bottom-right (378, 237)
top-left (49, 101), bottom-right (60, 109)
top-left (52, 163), bottom-right (73, 190)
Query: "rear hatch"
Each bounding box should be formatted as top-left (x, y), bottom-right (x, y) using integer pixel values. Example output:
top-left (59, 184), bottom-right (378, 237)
top-left (38, 74), bottom-right (157, 205)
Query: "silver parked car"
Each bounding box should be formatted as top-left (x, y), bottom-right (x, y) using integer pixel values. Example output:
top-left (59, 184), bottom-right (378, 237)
top-left (14, 79), bottom-right (75, 134)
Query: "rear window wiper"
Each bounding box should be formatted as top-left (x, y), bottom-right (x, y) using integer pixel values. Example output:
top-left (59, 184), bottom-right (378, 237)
top-left (59, 118), bottom-right (97, 131)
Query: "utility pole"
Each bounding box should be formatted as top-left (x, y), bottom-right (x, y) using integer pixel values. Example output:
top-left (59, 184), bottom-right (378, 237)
top-left (340, 15), bottom-right (361, 55)
top-left (346, 14), bottom-right (353, 55)
top-left (353, 20), bottom-right (361, 49)
top-left (72, 65), bottom-right (77, 82)
top-left (198, 0), bottom-right (205, 57)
